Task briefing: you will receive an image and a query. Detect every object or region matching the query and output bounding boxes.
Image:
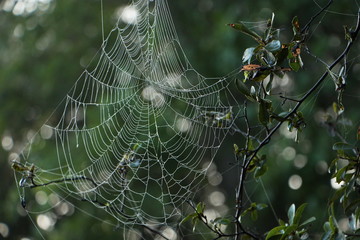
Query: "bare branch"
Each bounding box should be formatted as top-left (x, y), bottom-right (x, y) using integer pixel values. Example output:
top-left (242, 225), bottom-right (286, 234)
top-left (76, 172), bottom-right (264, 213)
top-left (244, 8), bottom-right (360, 171)
top-left (30, 175), bottom-right (98, 189)
top-left (234, 102), bottom-right (261, 240)
top-left (301, 0), bottom-right (334, 35)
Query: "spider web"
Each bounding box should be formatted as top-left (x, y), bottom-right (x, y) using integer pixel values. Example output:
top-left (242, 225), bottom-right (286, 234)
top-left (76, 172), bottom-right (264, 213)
top-left (15, 0), bottom-right (242, 229)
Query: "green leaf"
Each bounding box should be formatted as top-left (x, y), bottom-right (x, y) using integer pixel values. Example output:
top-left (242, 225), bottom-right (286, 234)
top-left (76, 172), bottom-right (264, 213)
top-left (196, 202), bottom-right (205, 214)
top-left (279, 219), bottom-right (286, 226)
top-left (349, 214), bottom-right (356, 231)
top-left (265, 40), bottom-right (281, 52)
top-left (321, 231), bottom-right (331, 240)
top-left (258, 99), bottom-right (272, 126)
top-left (288, 204), bottom-right (296, 225)
top-left (276, 46), bottom-right (288, 65)
top-left (323, 221), bottom-right (331, 232)
top-left (261, 50), bottom-right (276, 66)
top-left (355, 208), bottom-right (360, 227)
top-left (266, 226), bottom-right (286, 240)
top-left (228, 22), bottom-right (263, 44)
top-left (251, 209), bottom-right (258, 221)
top-left (327, 68), bottom-right (338, 83)
top-left (344, 25), bottom-right (354, 42)
top-left (192, 217), bottom-right (199, 232)
top-left (292, 16), bottom-right (300, 33)
top-left (293, 203), bottom-right (307, 225)
top-left (250, 85), bottom-right (256, 96)
top-left (335, 166), bottom-right (347, 183)
top-left (247, 138), bottom-right (255, 151)
top-left (289, 55), bottom-right (303, 72)
top-left (287, 121), bottom-right (294, 132)
top-left (256, 203), bottom-right (268, 211)
top-left (132, 143), bottom-right (141, 151)
top-left (300, 216), bottom-right (316, 226)
top-left (212, 217), bottom-right (231, 226)
top-left (234, 144), bottom-right (240, 155)
top-left (255, 164), bottom-right (268, 178)
top-left (332, 142), bottom-right (353, 151)
top-left (329, 187), bottom-right (346, 204)
top-left (235, 79), bottom-right (256, 102)
top-left (264, 13), bottom-right (275, 42)
top-left (345, 199), bottom-right (360, 214)
top-left (281, 224), bottom-right (298, 240)
top-left (329, 215), bottom-right (338, 231)
top-left (243, 47), bottom-right (255, 63)
top-left (265, 74), bottom-right (274, 95)
top-left (252, 71), bottom-right (271, 82)
top-left (333, 102), bottom-right (344, 116)
top-left (292, 16), bottom-right (302, 41)
top-left (335, 232), bottom-right (346, 240)
top-left (180, 213), bottom-right (197, 225)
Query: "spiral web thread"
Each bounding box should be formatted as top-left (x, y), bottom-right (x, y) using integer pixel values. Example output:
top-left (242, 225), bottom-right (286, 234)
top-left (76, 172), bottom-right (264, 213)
top-left (16, 0), bottom-right (243, 229)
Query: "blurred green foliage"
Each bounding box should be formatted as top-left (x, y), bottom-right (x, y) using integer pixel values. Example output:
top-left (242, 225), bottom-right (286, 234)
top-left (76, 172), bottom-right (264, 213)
top-left (1, 0), bottom-right (360, 239)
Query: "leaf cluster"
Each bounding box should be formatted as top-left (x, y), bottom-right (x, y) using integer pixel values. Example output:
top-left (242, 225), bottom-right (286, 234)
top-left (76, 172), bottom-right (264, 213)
top-left (266, 204), bottom-right (316, 240)
top-left (229, 13), bottom-right (304, 82)
top-left (180, 4), bottom-right (360, 239)
top-left (231, 14), bottom-right (308, 137)
top-left (181, 202), bottom-right (232, 236)
top-left (325, 140), bottom-right (360, 239)
top-left (234, 141), bottom-right (268, 179)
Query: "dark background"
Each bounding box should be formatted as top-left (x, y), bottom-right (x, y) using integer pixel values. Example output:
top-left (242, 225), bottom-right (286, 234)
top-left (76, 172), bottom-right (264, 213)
top-left (1, 0), bottom-right (359, 239)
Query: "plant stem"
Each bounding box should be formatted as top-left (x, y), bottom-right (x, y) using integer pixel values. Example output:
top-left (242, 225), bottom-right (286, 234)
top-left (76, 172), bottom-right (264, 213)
top-left (301, 0), bottom-right (334, 35)
top-left (233, 8), bottom-right (360, 239)
top-left (234, 103), bottom-right (260, 240)
top-left (245, 8), bottom-right (360, 169)
top-left (30, 175), bottom-right (98, 188)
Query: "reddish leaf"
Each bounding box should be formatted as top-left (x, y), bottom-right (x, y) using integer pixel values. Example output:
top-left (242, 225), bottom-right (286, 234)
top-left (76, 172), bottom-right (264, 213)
top-left (241, 64), bottom-right (262, 71)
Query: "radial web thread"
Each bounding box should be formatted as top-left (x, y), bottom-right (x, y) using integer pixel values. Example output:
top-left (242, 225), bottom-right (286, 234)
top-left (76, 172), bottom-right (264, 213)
top-left (16, 0), bottom-right (243, 228)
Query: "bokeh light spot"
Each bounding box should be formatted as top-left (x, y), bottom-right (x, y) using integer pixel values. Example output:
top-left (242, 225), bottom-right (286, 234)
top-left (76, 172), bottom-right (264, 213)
top-left (288, 174), bottom-right (302, 190)
top-left (208, 191), bottom-right (226, 207)
top-left (0, 223), bottom-right (9, 238)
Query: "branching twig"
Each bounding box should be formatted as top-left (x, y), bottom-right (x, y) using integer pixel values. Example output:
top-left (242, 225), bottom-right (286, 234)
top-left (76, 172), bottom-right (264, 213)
top-left (280, 95), bottom-right (301, 104)
top-left (301, 0), bottom-right (334, 35)
top-left (232, 7), bottom-right (360, 240)
top-left (30, 175), bottom-right (98, 188)
top-left (244, 9), bottom-right (360, 171)
top-left (234, 102), bottom-right (260, 240)
top-left (304, 46), bottom-right (330, 68)
top-left (186, 200), bottom-right (238, 239)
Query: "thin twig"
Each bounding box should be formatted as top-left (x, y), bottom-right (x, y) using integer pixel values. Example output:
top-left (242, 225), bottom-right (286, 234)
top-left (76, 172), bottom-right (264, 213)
top-left (279, 95), bottom-right (301, 103)
top-left (234, 103), bottom-right (249, 238)
top-left (234, 102), bottom-right (260, 240)
top-left (231, 9), bottom-right (360, 240)
top-left (142, 224), bottom-right (170, 240)
top-left (301, 0), bottom-right (334, 35)
top-left (344, 232), bottom-right (360, 237)
top-left (304, 46), bottom-right (330, 68)
top-left (185, 200), bottom-right (238, 239)
top-left (30, 175), bottom-right (98, 188)
top-left (245, 8), bottom-right (360, 169)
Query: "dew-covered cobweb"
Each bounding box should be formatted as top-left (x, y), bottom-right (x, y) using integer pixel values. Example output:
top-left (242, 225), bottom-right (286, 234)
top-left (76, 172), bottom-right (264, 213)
top-left (14, 0), bottom-right (244, 232)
